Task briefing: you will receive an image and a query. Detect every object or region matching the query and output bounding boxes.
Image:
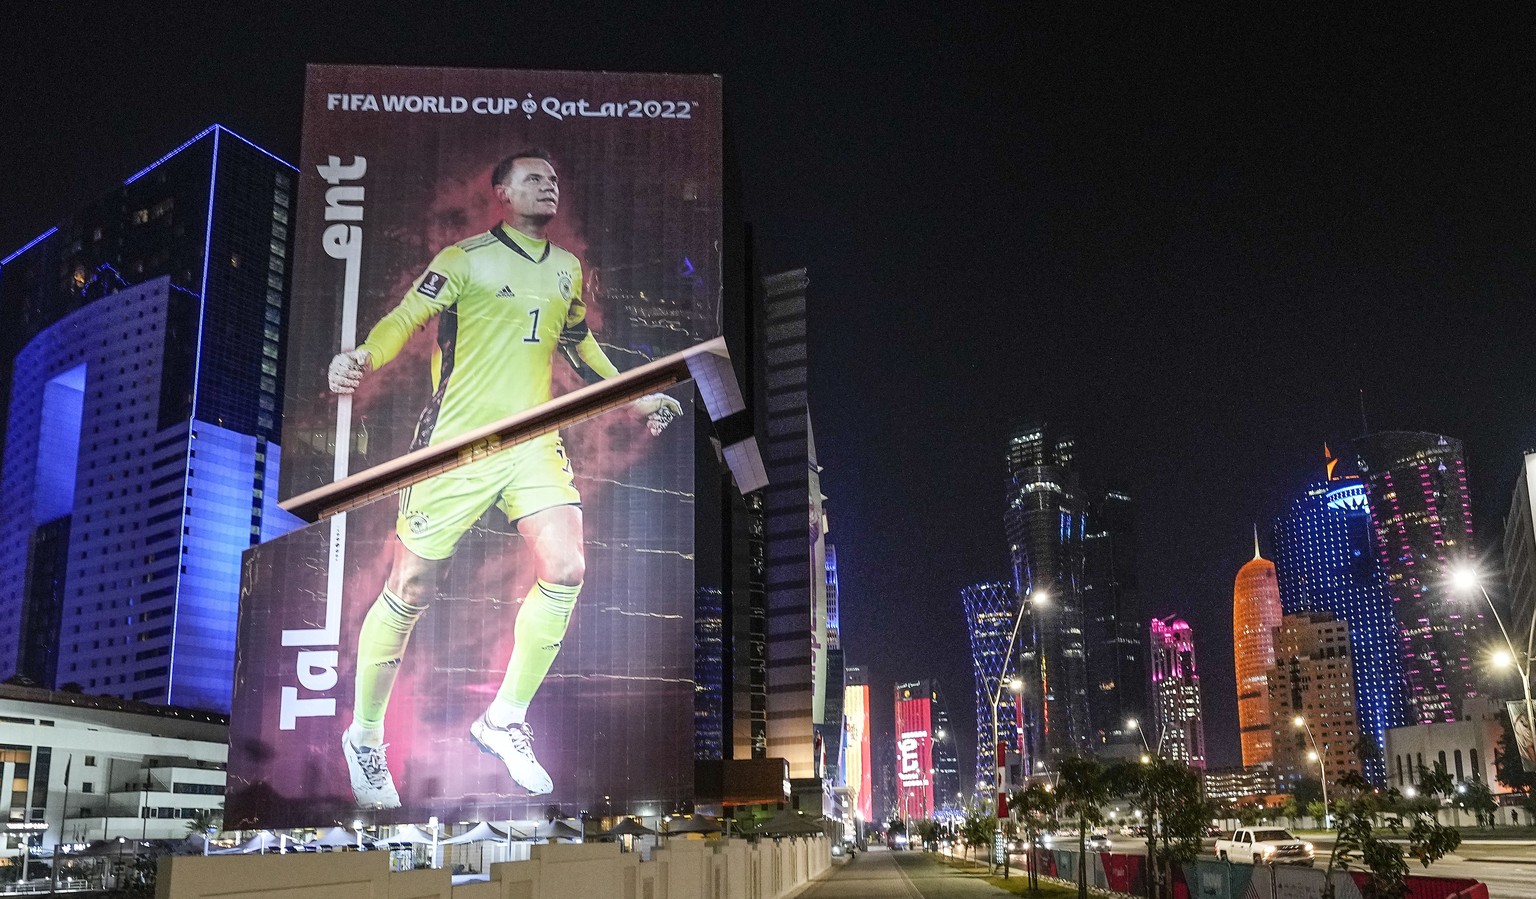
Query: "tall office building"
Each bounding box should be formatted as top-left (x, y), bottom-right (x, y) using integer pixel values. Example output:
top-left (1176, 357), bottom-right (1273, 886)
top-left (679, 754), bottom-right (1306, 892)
top-left (1149, 616), bottom-right (1206, 769)
top-left (1353, 432), bottom-right (1482, 724)
top-left (1505, 452), bottom-right (1536, 659)
top-left (842, 666), bottom-right (873, 824)
top-left (0, 127), bottom-right (298, 711)
top-left (817, 544), bottom-right (846, 780)
top-left (962, 581), bottom-right (1022, 792)
top-left (1083, 488), bottom-right (1146, 749)
top-left (1273, 458), bottom-right (1408, 785)
top-left (1233, 531), bottom-right (1283, 767)
top-left (928, 681), bottom-right (961, 812)
top-left (759, 269), bottom-right (828, 779)
top-left (1267, 612), bottom-right (1363, 785)
top-left (894, 681), bottom-right (936, 821)
top-left (1005, 422), bottom-right (1090, 762)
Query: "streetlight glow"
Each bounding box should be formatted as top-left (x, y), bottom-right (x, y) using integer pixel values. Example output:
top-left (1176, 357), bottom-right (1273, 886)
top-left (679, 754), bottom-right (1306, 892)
top-left (1292, 716), bottom-right (1305, 728)
top-left (1493, 649), bottom-right (1515, 669)
top-left (1451, 565), bottom-right (1480, 592)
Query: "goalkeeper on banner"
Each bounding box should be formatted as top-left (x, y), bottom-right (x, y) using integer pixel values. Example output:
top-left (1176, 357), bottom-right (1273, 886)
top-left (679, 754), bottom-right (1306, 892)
top-left (327, 148), bottom-right (681, 808)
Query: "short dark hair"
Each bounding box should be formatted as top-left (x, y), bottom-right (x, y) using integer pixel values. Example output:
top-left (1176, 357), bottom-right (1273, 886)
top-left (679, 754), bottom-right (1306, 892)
top-left (492, 149), bottom-right (554, 188)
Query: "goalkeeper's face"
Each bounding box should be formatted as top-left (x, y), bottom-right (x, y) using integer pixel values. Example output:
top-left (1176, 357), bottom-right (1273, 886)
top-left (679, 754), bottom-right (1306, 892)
top-left (497, 158), bottom-right (560, 224)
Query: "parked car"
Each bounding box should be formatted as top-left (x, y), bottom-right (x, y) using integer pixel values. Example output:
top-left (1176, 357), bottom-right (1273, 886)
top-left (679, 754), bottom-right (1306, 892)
top-left (1085, 833), bottom-right (1113, 851)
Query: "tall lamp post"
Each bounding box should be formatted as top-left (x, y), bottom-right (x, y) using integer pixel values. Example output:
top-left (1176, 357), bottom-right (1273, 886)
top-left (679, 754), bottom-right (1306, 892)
top-left (990, 589), bottom-right (1048, 877)
top-left (1453, 566), bottom-right (1536, 751)
top-left (1292, 717), bottom-right (1329, 828)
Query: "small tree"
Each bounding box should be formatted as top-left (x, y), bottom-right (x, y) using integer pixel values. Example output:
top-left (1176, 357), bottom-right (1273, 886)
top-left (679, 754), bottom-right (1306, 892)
top-left (1326, 771), bottom-right (1460, 899)
top-left (1011, 782), bottom-right (1059, 895)
top-left (1454, 780), bottom-right (1497, 828)
top-left (1056, 756), bottom-right (1110, 899)
top-left (915, 818), bottom-right (941, 849)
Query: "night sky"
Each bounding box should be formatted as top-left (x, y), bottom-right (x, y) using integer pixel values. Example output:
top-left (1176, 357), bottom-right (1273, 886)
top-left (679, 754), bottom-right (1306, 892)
top-left (5, 6), bottom-right (1534, 779)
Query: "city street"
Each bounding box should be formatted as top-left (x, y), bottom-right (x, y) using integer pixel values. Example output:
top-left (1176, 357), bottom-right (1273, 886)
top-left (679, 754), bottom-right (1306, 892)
top-left (797, 848), bottom-right (1008, 899)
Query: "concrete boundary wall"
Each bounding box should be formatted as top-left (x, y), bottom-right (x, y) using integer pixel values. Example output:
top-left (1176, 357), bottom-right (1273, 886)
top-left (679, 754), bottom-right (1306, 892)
top-left (156, 837), bottom-right (830, 899)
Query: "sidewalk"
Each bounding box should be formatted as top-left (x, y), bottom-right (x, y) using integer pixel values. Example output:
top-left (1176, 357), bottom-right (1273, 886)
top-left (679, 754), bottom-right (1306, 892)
top-left (793, 847), bottom-right (1012, 898)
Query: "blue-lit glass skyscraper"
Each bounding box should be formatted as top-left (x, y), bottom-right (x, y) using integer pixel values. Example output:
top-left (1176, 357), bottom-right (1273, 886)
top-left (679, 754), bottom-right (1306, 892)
top-left (0, 127), bottom-right (301, 712)
top-left (1272, 471), bottom-right (1408, 785)
top-left (963, 581), bottom-right (1021, 793)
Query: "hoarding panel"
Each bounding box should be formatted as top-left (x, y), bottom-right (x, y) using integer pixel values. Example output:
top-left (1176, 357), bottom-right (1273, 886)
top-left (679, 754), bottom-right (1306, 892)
top-left (279, 64), bottom-right (722, 502)
top-left (228, 394), bottom-right (694, 827)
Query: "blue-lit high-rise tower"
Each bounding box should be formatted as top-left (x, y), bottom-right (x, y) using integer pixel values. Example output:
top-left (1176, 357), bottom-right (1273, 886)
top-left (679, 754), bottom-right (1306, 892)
top-left (0, 127), bottom-right (301, 712)
top-left (1273, 457), bottom-right (1409, 785)
top-left (963, 581), bottom-right (1021, 793)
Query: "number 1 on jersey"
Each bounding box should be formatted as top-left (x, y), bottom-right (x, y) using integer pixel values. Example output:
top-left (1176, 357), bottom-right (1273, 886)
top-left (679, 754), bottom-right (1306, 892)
top-left (525, 307), bottom-right (542, 343)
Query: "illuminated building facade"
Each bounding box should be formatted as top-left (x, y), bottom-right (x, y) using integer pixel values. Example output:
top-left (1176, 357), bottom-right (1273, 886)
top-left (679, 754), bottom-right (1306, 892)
top-left (842, 667), bottom-right (873, 824)
top-left (817, 544), bottom-right (845, 780)
top-left (1149, 616), bottom-right (1205, 768)
top-left (1233, 532), bottom-right (1283, 768)
top-left (1267, 612), bottom-right (1363, 785)
top-left (963, 580), bottom-right (1022, 793)
top-left (1352, 432), bottom-right (1481, 724)
top-left (0, 127), bottom-right (299, 712)
top-left (894, 681), bottom-right (936, 820)
top-left (1273, 459), bottom-right (1408, 785)
top-left (1005, 422), bottom-right (1090, 763)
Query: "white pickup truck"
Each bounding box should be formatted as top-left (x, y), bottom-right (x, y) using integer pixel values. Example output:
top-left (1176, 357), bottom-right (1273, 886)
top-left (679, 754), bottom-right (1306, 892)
top-left (1214, 828), bottom-right (1315, 865)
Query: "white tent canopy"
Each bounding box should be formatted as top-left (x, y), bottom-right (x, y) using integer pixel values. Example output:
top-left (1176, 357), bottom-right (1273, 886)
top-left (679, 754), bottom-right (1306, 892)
top-left (440, 822), bottom-right (516, 845)
top-left (303, 826), bottom-right (360, 850)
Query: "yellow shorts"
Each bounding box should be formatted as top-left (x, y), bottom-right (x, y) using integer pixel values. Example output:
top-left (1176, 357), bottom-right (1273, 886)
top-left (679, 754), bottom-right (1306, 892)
top-left (395, 434), bottom-right (580, 560)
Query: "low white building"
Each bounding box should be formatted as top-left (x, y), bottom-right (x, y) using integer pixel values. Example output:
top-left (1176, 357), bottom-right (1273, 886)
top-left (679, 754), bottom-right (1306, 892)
top-left (0, 683), bottom-right (226, 864)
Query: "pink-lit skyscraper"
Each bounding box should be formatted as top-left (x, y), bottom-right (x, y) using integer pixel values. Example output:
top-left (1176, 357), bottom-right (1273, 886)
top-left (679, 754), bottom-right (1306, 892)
top-left (1353, 432), bottom-right (1482, 724)
top-left (1149, 616), bottom-right (1206, 768)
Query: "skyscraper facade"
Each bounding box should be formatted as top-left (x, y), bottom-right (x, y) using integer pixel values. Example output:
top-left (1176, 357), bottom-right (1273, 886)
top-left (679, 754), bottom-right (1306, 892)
top-left (1005, 422), bottom-right (1090, 762)
top-left (1149, 616), bottom-right (1206, 768)
top-left (818, 544), bottom-right (845, 780)
top-left (842, 666), bottom-right (873, 824)
top-left (1273, 465), bottom-right (1408, 785)
top-left (0, 127), bottom-right (298, 712)
top-left (894, 681), bottom-right (936, 821)
top-left (1352, 432), bottom-right (1482, 724)
top-left (759, 269), bottom-right (828, 778)
top-left (928, 681), bottom-right (961, 812)
top-left (1084, 488), bottom-right (1146, 748)
top-left (1233, 533), bottom-right (1283, 768)
top-left (962, 581), bottom-right (1022, 793)
top-left (1267, 612), bottom-right (1363, 785)
top-left (1504, 452), bottom-right (1536, 659)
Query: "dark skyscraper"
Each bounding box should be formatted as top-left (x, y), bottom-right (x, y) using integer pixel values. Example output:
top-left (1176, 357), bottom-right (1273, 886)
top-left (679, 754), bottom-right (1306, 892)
top-left (1005, 422), bottom-right (1090, 763)
top-left (1273, 458), bottom-right (1408, 784)
top-left (1353, 432), bottom-right (1482, 725)
top-left (0, 126), bottom-right (298, 711)
top-left (1083, 488), bottom-right (1146, 749)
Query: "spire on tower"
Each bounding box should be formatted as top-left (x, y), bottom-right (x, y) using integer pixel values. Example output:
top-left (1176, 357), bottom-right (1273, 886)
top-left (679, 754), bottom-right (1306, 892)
top-left (1253, 524), bottom-right (1261, 560)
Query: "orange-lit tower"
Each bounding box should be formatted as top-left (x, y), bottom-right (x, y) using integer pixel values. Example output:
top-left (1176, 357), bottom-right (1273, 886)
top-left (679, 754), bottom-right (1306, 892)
top-left (1234, 527), bottom-right (1283, 767)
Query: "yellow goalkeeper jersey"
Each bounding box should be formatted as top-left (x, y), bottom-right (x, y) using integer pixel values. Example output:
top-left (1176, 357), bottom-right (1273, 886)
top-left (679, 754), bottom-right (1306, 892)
top-left (359, 223), bottom-right (616, 449)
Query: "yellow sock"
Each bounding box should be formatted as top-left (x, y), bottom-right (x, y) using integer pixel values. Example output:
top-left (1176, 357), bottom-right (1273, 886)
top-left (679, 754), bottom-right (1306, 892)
top-left (493, 580), bottom-right (580, 715)
top-left (352, 587), bottom-right (428, 734)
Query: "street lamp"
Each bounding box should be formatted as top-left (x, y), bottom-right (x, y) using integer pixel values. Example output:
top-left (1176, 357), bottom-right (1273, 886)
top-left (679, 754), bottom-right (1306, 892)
top-left (1453, 565), bottom-right (1536, 746)
top-left (989, 589), bottom-right (1048, 876)
top-left (1292, 716), bottom-right (1330, 828)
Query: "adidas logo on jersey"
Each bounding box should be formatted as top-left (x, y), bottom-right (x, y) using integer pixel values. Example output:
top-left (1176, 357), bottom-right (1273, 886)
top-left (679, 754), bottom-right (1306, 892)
top-left (496, 286), bottom-right (516, 298)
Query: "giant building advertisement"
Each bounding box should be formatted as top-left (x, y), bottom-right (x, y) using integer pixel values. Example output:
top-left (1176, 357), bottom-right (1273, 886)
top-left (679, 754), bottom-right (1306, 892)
top-left (227, 65), bottom-right (721, 827)
top-left (843, 682), bottom-right (873, 823)
top-left (894, 682), bottom-right (934, 821)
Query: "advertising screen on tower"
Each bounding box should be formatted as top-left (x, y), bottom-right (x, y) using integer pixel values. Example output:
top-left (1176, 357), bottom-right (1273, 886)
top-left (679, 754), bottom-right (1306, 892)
top-left (227, 399), bottom-right (697, 827)
top-left (226, 65), bottom-right (719, 828)
top-left (278, 64), bottom-right (722, 500)
top-left (844, 682), bottom-right (873, 823)
top-left (894, 683), bottom-right (934, 821)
